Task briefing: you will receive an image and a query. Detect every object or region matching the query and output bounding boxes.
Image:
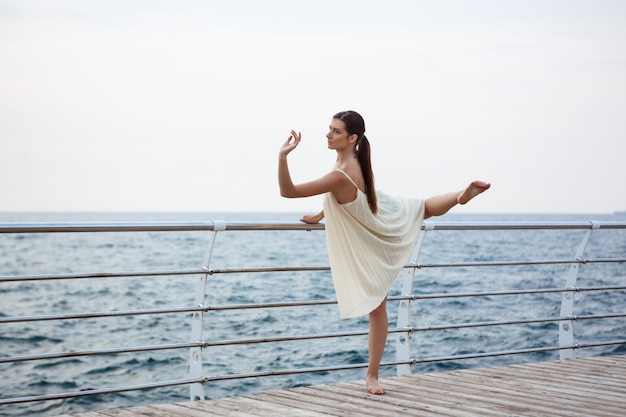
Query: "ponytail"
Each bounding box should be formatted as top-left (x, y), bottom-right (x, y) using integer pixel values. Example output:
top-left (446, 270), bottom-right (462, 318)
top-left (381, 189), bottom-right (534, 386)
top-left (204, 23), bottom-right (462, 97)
top-left (333, 110), bottom-right (377, 214)
top-left (356, 135), bottom-right (377, 214)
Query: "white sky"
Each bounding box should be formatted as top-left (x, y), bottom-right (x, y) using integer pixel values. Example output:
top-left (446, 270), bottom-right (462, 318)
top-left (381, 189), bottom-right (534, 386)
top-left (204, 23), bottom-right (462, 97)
top-left (1, 0), bottom-right (625, 214)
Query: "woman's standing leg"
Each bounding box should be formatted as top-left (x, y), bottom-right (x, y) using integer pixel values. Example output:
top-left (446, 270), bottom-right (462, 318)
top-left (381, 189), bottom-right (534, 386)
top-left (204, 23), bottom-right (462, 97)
top-left (366, 298), bottom-right (388, 395)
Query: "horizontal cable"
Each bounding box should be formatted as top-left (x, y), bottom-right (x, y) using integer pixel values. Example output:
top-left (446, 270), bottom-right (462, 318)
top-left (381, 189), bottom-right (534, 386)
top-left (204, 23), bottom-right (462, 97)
top-left (400, 285), bottom-right (626, 301)
top-left (0, 266), bottom-right (329, 283)
top-left (412, 340), bottom-right (626, 365)
top-left (0, 269), bottom-right (207, 283)
top-left (412, 258), bottom-right (626, 269)
top-left (0, 306), bottom-right (203, 324)
top-left (206, 329), bottom-right (370, 347)
top-left (3, 287), bottom-right (624, 324)
top-left (0, 342), bottom-right (202, 364)
top-left (572, 313), bottom-right (626, 321)
top-left (207, 266), bottom-right (330, 275)
top-left (208, 258), bottom-right (626, 274)
top-left (410, 313), bottom-right (626, 333)
top-left (195, 313), bottom-right (626, 348)
top-left (0, 377), bottom-right (202, 405)
top-left (2, 258), bottom-right (624, 284)
top-left (206, 299), bottom-right (338, 311)
top-left (206, 285), bottom-right (626, 311)
top-left (202, 341), bottom-right (626, 382)
top-left (203, 360), bottom-right (405, 382)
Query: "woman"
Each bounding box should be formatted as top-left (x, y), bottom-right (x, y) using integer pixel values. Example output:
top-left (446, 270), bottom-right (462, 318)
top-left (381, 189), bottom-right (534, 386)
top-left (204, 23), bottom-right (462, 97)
top-left (278, 110), bottom-right (490, 395)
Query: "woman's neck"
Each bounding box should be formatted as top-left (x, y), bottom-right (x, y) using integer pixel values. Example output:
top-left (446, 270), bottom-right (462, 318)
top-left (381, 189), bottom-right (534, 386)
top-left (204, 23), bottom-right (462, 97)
top-left (335, 149), bottom-right (357, 169)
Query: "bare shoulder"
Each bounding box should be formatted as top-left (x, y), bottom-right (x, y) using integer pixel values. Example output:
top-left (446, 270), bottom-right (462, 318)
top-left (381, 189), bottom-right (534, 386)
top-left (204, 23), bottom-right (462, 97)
top-left (336, 164), bottom-right (365, 191)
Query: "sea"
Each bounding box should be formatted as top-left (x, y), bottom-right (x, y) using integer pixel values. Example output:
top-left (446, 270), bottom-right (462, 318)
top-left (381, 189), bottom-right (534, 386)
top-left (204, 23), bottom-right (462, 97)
top-left (0, 211), bottom-right (625, 416)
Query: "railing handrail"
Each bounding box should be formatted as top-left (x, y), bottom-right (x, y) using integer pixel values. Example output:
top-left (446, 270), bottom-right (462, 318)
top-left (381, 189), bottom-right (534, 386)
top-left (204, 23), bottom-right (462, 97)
top-left (0, 220), bottom-right (324, 233)
top-left (1, 219), bottom-right (625, 234)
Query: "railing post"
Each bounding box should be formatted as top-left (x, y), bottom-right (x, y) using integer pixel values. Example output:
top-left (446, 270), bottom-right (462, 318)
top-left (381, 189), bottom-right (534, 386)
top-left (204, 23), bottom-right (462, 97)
top-left (558, 221), bottom-right (598, 360)
top-left (395, 222), bottom-right (430, 376)
top-left (189, 221), bottom-right (225, 401)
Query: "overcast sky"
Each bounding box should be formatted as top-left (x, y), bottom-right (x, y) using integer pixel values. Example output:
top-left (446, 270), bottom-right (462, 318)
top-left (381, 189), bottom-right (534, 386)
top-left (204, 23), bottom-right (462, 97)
top-left (1, 0), bottom-right (625, 214)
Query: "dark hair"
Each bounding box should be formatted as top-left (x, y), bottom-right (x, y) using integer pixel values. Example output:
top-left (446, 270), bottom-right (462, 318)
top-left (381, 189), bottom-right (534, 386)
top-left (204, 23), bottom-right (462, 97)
top-left (333, 110), bottom-right (377, 214)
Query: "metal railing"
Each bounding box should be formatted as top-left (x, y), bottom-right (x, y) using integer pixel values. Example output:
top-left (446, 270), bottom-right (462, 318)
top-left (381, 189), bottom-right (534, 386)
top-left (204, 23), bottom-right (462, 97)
top-left (0, 219), bottom-right (625, 411)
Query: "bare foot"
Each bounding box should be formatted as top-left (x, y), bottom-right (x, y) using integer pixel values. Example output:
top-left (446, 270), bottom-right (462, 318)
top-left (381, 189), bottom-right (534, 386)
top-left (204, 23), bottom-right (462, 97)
top-left (366, 375), bottom-right (385, 395)
top-left (457, 180), bottom-right (491, 205)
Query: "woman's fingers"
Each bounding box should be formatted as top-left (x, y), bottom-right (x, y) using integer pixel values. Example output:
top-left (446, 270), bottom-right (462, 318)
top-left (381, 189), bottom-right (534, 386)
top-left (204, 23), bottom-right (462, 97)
top-left (279, 130), bottom-right (302, 156)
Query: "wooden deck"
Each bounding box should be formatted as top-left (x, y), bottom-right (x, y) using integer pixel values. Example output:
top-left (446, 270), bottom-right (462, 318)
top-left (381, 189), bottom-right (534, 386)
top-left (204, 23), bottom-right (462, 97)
top-left (58, 355), bottom-right (626, 417)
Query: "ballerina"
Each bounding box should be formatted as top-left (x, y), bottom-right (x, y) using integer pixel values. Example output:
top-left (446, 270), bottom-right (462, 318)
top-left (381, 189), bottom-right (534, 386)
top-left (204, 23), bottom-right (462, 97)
top-left (278, 110), bottom-right (490, 395)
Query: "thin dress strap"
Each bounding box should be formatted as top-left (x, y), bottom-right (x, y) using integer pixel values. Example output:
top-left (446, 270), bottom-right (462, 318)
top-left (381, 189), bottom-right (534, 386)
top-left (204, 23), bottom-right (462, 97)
top-left (335, 169), bottom-right (359, 190)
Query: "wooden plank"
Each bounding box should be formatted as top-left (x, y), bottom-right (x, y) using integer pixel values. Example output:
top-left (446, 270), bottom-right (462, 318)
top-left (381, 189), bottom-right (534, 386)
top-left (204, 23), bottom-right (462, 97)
top-left (180, 400), bottom-right (260, 417)
top-left (525, 357), bottom-right (625, 381)
top-left (257, 389), bottom-right (365, 416)
top-left (275, 384), bottom-right (443, 416)
top-left (143, 404), bottom-right (219, 417)
top-left (175, 401), bottom-right (245, 417)
top-left (426, 377), bottom-right (594, 416)
top-left (386, 375), bottom-right (559, 417)
top-left (372, 378), bottom-right (518, 417)
top-left (343, 380), bottom-right (503, 417)
top-left (273, 385), bottom-right (397, 417)
top-left (502, 361), bottom-right (626, 390)
top-left (481, 367), bottom-right (625, 401)
top-left (305, 383), bottom-right (432, 417)
top-left (220, 395), bottom-right (327, 417)
top-left (321, 380), bottom-right (470, 417)
top-left (97, 409), bottom-right (154, 417)
top-left (460, 363), bottom-right (626, 402)
top-left (420, 370), bottom-right (602, 413)
top-left (334, 380), bottom-right (494, 417)
top-left (494, 359), bottom-right (626, 384)
top-left (415, 369), bottom-right (621, 417)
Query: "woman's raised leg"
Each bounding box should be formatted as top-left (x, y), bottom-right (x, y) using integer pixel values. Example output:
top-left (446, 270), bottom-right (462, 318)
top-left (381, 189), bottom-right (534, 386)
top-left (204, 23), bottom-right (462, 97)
top-left (424, 180), bottom-right (490, 218)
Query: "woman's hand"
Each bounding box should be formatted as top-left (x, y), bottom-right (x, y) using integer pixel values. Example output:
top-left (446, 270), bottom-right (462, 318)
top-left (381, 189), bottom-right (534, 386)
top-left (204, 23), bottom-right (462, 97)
top-left (279, 130), bottom-right (301, 157)
top-left (300, 210), bottom-right (324, 224)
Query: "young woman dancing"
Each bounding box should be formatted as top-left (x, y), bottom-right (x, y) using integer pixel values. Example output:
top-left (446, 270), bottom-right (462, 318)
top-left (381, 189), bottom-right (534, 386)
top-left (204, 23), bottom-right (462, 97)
top-left (278, 110), bottom-right (490, 395)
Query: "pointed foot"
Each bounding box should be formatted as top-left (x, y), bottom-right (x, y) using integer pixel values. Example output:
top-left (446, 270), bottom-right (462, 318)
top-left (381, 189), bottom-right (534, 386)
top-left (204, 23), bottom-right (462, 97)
top-left (458, 180), bottom-right (491, 205)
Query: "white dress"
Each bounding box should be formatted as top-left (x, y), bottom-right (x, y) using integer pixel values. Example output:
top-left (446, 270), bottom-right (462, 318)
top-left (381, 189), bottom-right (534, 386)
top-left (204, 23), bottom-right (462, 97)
top-left (323, 170), bottom-right (426, 318)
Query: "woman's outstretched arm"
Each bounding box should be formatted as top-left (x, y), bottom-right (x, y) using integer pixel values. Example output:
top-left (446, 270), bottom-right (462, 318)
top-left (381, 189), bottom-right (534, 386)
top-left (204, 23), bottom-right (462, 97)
top-left (278, 130), bottom-right (348, 199)
top-left (278, 130), bottom-right (301, 198)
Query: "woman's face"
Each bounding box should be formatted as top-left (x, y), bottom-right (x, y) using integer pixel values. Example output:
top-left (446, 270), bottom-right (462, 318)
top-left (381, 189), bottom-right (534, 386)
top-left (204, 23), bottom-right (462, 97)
top-left (326, 118), bottom-right (354, 150)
